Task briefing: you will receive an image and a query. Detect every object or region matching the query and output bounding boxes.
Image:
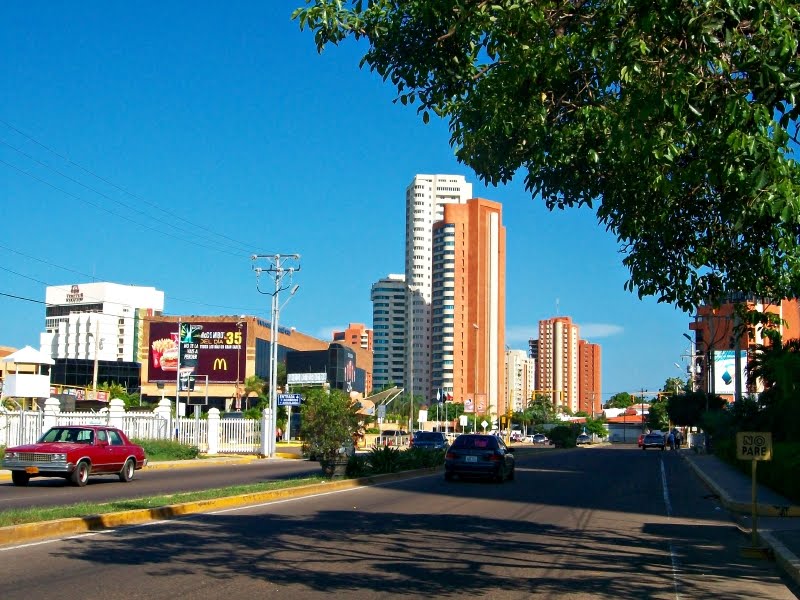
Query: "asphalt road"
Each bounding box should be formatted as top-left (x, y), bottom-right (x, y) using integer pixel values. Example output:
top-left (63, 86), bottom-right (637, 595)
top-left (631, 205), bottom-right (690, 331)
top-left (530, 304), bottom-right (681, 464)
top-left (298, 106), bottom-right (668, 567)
top-left (1, 446), bottom-right (798, 599)
top-left (0, 460), bottom-right (319, 511)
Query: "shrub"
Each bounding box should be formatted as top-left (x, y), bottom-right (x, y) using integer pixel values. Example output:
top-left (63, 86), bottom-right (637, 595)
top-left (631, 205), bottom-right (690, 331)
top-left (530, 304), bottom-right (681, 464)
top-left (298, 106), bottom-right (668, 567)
top-left (133, 438), bottom-right (200, 461)
top-left (367, 445), bottom-right (403, 473)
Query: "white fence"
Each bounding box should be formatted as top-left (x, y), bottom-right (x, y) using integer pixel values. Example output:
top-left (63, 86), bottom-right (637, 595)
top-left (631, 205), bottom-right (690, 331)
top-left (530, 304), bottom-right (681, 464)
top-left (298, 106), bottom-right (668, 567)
top-left (0, 397), bottom-right (266, 456)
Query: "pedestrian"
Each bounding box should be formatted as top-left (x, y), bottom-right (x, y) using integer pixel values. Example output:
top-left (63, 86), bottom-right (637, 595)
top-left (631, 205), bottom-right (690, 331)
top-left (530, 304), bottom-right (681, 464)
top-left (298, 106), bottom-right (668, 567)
top-left (673, 428), bottom-right (683, 449)
top-left (276, 427), bottom-right (282, 444)
top-left (667, 430), bottom-right (676, 451)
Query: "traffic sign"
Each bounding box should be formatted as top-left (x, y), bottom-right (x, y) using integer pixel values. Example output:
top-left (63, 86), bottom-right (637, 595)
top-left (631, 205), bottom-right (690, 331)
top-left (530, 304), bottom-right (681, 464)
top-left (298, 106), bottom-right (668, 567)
top-left (278, 393), bottom-right (303, 407)
top-left (736, 431), bottom-right (772, 461)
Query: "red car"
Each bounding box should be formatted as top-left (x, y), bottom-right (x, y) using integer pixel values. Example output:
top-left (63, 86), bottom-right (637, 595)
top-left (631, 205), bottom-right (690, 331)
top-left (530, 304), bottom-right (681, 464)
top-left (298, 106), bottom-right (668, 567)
top-left (2, 425), bottom-right (147, 487)
top-left (638, 434), bottom-right (645, 448)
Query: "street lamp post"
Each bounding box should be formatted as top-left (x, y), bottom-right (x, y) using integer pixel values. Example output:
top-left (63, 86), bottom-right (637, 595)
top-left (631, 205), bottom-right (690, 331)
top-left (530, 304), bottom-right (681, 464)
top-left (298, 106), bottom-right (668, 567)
top-left (473, 323), bottom-right (479, 433)
top-left (252, 254), bottom-right (301, 458)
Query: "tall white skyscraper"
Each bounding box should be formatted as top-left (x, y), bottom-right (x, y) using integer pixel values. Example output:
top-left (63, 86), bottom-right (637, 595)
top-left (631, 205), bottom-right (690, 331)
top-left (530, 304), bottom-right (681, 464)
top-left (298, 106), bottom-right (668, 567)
top-left (404, 174), bottom-right (472, 402)
top-left (370, 274), bottom-right (407, 390)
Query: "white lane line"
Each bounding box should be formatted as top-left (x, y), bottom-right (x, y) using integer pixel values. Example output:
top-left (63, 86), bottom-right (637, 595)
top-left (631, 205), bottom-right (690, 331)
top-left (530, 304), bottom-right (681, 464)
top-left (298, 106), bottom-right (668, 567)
top-left (661, 457), bottom-right (682, 600)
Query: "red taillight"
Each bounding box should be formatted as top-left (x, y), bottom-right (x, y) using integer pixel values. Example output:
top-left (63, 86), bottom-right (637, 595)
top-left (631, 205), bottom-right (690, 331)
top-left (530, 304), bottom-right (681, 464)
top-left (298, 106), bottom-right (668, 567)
top-left (488, 453), bottom-right (501, 461)
top-left (445, 452), bottom-right (455, 460)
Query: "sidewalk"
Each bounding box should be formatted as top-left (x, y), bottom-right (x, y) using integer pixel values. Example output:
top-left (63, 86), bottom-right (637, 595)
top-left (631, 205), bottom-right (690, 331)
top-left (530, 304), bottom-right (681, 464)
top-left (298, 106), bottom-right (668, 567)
top-left (681, 451), bottom-right (800, 587)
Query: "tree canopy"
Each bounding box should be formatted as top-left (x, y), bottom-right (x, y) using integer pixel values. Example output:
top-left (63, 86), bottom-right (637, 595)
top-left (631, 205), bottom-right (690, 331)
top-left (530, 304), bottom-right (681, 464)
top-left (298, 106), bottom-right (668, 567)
top-left (294, 0), bottom-right (800, 311)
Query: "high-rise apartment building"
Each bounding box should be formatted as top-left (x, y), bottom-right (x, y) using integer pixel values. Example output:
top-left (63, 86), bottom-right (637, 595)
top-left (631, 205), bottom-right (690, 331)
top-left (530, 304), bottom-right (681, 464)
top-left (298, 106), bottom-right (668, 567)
top-left (405, 174), bottom-right (473, 401)
top-left (537, 316), bottom-right (580, 412)
top-left (505, 349), bottom-right (536, 413)
top-left (578, 340), bottom-right (602, 415)
top-left (431, 198), bottom-right (506, 417)
top-left (370, 275), bottom-right (407, 391)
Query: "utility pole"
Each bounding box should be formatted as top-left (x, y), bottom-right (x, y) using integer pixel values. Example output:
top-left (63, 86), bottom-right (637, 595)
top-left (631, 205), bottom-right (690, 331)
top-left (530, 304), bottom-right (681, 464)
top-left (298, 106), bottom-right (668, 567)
top-left (253, 254), bottom-right (301, 458)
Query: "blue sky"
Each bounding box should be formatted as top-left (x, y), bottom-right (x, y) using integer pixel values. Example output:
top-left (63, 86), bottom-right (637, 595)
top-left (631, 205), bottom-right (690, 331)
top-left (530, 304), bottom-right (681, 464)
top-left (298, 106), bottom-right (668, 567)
top-left (0, 3), bottom-right (693, 401)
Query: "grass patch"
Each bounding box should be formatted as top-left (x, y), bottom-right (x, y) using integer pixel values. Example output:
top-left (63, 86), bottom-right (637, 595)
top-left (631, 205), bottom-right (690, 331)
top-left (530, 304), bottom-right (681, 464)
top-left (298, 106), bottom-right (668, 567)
top-left (0, 476), bottom-right (325, 527)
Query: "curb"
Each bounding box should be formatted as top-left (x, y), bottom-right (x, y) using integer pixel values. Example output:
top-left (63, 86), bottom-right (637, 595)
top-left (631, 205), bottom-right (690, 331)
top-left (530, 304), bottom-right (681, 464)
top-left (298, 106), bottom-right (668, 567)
top-left (681, 453), bottom-right (800, 587)
top-left (680, 454), bottom-right (800, 517)
top-left (761, 531), bottom-right (800, 589)
top-left (0, 467), bottom-right (437, 547)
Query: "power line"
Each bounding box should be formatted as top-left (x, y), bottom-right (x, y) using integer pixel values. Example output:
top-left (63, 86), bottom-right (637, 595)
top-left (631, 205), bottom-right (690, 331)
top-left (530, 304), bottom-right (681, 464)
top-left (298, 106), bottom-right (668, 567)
top-left (0, 119), bottom-right (253, 253)
top-left (0, 157), bottom-right (247, 258)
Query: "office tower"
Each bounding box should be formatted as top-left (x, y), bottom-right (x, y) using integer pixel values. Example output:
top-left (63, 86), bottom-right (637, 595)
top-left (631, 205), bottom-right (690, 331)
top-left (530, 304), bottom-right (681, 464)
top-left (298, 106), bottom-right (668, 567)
top-left (431, 198), bottom-right (506, 419)
top-left (537, 316), bottom-right (580, 412)
top-left (405, 174), bottom-right (473, 402)
top-left (578, 340), bottom-right (602, 415)
top-left (370, 274), bottom-right (407, 391)
top-left (505, 349), bottom-right (536, 413)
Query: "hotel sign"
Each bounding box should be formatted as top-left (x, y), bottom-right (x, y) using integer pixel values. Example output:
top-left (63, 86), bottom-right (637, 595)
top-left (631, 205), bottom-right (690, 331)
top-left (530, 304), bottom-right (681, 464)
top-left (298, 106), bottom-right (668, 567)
top-left (66, 284), bottom-right (84, 303)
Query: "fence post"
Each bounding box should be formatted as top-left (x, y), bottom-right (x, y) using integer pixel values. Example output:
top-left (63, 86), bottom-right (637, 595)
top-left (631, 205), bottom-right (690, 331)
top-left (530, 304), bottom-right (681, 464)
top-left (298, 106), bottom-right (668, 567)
top-left (154, 398), bottom-right (172, 439)
top-left (108, 398), bottom-right (125, 429)
top-left (43, 397), bottom-right (60, 434)
top-left (207, 408), bottom-right (220, 455)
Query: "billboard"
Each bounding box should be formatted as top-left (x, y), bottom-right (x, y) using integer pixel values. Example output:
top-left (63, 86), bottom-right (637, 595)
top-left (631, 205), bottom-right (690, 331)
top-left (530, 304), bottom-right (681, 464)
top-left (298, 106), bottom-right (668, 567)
top-left (147, 321), bottom-right (245, 383)
top-left (713, 350), bottom-right (747, 395)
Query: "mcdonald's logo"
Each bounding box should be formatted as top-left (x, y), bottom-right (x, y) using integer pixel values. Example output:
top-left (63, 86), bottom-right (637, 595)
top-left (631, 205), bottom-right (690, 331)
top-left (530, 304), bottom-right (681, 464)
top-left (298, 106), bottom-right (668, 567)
top-left (213, 358), bottom-right (228, 371)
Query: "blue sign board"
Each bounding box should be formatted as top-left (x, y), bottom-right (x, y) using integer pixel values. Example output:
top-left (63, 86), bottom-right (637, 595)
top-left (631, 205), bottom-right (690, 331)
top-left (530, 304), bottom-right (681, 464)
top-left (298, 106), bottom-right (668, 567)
top-left (278, 393), bottom-right (303, 406)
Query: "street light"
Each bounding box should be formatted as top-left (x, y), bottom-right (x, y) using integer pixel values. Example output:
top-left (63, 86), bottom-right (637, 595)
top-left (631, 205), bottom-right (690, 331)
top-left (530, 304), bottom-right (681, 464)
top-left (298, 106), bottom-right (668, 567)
top-left (473, 323), bottom-right (479, 433)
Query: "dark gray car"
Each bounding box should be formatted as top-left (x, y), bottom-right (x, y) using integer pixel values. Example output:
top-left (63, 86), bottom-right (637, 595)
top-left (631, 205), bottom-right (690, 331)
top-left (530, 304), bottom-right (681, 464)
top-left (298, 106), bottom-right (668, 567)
top-left (410, 431), bottom-right (449, 450)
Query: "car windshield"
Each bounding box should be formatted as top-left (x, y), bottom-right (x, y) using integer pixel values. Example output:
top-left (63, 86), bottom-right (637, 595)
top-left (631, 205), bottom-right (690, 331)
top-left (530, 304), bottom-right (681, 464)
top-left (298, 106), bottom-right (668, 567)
top-left (39, 427), bottom-right (95, 444)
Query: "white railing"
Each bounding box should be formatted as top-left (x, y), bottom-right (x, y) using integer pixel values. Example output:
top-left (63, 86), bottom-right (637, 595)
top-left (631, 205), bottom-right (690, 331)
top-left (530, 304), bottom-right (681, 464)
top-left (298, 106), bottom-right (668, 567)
top-left (0, 399), bottom-right (268, 456)
top-left (218, 417), bottom-right (261, 454)
top-left (0, 410), bottom-right (44, 447)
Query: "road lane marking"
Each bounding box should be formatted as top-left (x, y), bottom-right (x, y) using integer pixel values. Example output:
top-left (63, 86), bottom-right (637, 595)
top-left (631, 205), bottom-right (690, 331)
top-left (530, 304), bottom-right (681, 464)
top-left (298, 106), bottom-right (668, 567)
top-left (661, 457), bottom-right (682, 600)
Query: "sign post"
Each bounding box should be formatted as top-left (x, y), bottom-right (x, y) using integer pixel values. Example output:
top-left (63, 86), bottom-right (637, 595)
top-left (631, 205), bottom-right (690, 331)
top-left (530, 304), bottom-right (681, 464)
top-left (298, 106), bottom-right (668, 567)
top-left (736, 431), bottom-right (772, 555)
top-left (278, 393), bottom-right (303, 441)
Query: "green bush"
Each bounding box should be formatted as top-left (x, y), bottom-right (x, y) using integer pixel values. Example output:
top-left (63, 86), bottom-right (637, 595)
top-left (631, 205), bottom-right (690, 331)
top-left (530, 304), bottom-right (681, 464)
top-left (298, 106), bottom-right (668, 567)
top-left (548, 425), bottom-right (577, 448)
top-left (133, 438), bottom-right (200, 461)
top-left (366, 446), bottom-right (404, 473)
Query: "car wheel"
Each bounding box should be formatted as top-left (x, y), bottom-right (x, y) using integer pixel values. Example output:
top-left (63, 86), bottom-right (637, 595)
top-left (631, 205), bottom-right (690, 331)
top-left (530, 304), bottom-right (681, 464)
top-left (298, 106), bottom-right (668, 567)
top-left (119, 458), bottom-right (135, 482)
top-left (71, 461), bottom-right (90, 487)
top-left (11, 471), bottom-right (30, 486)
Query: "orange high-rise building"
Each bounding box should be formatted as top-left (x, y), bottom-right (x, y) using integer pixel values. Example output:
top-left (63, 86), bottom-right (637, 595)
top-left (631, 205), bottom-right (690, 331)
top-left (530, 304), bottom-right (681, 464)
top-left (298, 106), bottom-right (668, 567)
top-left (432, 198), bottom-right (506, 419)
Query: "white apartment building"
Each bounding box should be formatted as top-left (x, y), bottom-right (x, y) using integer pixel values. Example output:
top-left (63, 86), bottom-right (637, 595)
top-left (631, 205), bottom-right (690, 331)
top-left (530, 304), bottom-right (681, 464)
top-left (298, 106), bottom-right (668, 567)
top-left (505, 349), bottom-right (536, 413)
top-left (40, 282), bottom-right (164, 363)
top-left (405, 174), bottom-right (472, 401)
top-left (370, 274), bottom-right (407, 390)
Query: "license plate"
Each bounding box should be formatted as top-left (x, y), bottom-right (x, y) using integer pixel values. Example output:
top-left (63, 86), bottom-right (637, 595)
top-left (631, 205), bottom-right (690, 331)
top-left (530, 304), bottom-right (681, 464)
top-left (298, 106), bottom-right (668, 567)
top-left (465, 455), bottom-right (477, 463)
top-left (25, 466), bottom-right (39, 474)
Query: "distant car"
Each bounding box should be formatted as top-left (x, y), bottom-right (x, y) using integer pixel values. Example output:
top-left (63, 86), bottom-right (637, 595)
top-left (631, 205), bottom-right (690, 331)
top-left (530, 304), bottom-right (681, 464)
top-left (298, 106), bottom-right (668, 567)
top-left (2, 425), bottom-right (147, 487)
top-left (576, 433), bottom-right (592, 445)
top-left (531, 433), bottom-right (550, 445)
top-left (642, 432), bottom-right (666, 451)
top-left (444, 434), bottom-right (515, 482)
top-left (410, 431), bottom-right (449, 450)
top-left (509, 431), bottom-right (524, 442)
